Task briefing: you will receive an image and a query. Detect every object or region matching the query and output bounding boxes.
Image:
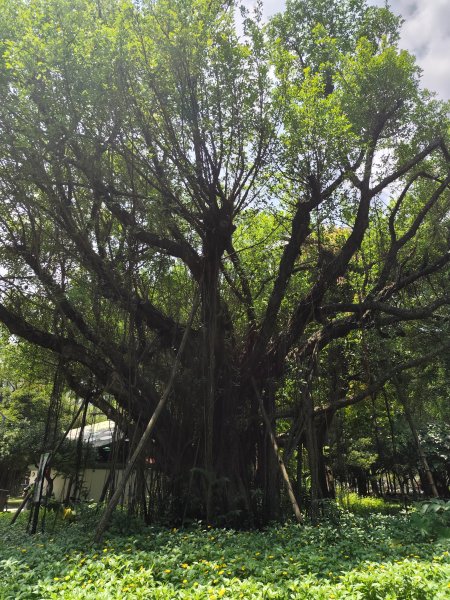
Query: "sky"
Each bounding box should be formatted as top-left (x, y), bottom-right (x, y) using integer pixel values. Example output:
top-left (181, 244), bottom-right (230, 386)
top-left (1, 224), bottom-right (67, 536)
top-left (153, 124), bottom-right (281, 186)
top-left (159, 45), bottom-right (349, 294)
top-left (243, 0), bottom-right (450, 100)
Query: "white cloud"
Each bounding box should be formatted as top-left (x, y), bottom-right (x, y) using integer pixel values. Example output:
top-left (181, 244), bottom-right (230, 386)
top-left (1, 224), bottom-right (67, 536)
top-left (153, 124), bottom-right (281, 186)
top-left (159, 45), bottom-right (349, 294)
top-left (388, 0), bottom-right (450, 98)
top-left (242, 0), bottom-right (450, 99)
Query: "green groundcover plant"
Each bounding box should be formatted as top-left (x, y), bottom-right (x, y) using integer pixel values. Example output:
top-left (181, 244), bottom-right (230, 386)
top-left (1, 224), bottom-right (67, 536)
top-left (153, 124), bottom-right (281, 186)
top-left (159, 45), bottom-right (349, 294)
top-left (2, 504), bottom-right (450, 599)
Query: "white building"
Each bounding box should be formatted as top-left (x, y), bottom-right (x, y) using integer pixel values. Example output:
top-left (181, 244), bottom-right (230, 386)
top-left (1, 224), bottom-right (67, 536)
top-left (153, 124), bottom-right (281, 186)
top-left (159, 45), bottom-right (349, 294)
top-left (28, 420), bottom-right (136, 503)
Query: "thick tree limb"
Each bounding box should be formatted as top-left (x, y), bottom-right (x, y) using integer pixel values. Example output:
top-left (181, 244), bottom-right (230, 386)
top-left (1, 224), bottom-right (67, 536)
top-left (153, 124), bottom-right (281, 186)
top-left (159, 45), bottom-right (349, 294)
top-left (88, 178), bottom-right (203, 281)
top-left (0, 303), bottom-right (158, 421)
top-left (315, 343), bottom-right (450, 416)
top-left (248, 196), bottom-right (317, 369)
top-left (321, 296), bottom-right (450, 320)
top-left (371, 139), bottom-right (442, 196)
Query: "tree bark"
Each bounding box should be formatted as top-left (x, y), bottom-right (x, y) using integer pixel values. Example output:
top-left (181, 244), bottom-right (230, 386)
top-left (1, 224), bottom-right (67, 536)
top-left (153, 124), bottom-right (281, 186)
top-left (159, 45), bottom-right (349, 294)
top-left (252, 379), bottom-right (303, 524)
top-left (94, 289), bottom-right (200, 542)
top-left (394, 377), bottom-right (439, 498)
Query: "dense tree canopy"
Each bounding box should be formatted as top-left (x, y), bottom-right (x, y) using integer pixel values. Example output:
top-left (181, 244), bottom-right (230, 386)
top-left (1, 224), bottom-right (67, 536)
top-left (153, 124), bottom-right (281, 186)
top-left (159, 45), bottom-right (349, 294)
top-left (0, 0), bottom-right (449, 523)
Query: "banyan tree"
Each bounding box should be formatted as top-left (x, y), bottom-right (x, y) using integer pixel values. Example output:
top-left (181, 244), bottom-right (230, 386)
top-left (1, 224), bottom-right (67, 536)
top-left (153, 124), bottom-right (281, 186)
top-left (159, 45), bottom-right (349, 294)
top-left (0, 0), bottom-right (449, 527)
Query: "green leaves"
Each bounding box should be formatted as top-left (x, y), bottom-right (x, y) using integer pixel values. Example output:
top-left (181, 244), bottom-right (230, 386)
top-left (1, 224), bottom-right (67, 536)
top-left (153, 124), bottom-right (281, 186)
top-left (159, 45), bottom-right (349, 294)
top-left (2, 509), bottom-right (450, 598)
top-left (411, 500), bottom-right (450, 541)
top-left (336, 39), bottom-right (419, 141)
top-left (279, 66), bottom-right (357, 188)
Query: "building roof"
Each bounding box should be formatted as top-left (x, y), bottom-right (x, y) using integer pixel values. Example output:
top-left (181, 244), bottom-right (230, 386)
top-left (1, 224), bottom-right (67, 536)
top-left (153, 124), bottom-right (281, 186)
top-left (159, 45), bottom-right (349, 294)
top-left (67, 420), bottom-right (120, 448)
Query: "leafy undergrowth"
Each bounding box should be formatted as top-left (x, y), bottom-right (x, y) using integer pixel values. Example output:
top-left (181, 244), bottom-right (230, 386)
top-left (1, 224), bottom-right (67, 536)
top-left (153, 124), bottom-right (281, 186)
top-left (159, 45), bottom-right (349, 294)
top-left (1, 507), bottom-right (450, 599)
top-left (337, 492), bottom-right (404, 517)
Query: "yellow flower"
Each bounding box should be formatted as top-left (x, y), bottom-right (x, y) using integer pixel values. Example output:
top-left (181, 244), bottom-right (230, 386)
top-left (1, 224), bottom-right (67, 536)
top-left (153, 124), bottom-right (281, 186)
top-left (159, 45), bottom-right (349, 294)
top-left (181, 563), bottom-right (189, 569)
top-left (183, 579), bottom-right (188, 584)
top-left (164, 569), bottom-right (171, 573)
top-left (53, 577), bottom-right (59, 581)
